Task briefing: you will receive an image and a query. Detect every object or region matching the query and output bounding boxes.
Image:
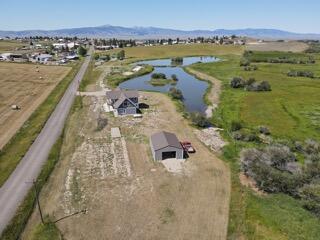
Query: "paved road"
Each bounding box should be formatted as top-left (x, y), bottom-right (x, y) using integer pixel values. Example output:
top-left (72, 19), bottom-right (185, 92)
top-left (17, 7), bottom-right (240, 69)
top-left (0, 47), bottom-right (93, 235)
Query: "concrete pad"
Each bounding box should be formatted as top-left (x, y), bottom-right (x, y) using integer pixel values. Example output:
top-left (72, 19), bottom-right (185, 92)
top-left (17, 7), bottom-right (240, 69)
top-left (161, 158), bottom-right (185, 173)
top-left (111, 127), bottom-right (121, 138)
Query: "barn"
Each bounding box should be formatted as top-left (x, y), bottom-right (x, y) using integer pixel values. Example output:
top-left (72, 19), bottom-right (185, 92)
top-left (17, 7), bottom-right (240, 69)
top-left (150, 131), bottom-right (184, 161)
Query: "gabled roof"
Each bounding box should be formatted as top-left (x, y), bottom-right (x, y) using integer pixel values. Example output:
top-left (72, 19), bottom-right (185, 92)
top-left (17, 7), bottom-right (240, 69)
top-left (106, 89), bottom-right (138, 100)
top-left (113, 94), bottom-right (127, 108)
top-left (150, 131), bottom-right (182, 151)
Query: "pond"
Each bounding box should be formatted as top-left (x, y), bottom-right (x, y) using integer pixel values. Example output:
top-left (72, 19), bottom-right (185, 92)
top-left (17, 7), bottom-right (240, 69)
top-left (119, 56), bottom-right (219, 113)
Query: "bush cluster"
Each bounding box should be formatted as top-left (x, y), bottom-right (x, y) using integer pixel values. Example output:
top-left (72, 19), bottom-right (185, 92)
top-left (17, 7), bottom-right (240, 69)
top-left (189, 112), bottom-right (211, 128)
top-left (151, 73), bottom-right (167, 79)
top-left (171, 57), bottom-right (183, 65)
top-left (241, 139), bottom-right (320, 216)
top-left (287, 70), bottom-right (314, 78)
top-left (230, 77), bottom-right (271, 91)
top-left (169, 87), bottom-right (184, 100)
top-left (243, 65), bottom-right (258, 71)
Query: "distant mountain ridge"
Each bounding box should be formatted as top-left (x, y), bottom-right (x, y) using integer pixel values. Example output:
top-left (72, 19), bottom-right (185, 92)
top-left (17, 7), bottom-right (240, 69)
top-left (0, 25), bottom-right (319, 40)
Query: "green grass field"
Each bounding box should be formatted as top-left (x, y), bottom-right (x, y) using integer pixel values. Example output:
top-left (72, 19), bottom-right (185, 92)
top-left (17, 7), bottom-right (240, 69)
top-left (192, 53), bottom-right (320, 141)
top-left (191, 51), bottom-right (320, 239)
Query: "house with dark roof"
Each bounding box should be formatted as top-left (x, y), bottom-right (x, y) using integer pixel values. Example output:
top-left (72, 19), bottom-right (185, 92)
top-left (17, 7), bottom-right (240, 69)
top-left (150, 131), bottom-right (184, 161)
top-left (106, 89), bottom-right (139, 115)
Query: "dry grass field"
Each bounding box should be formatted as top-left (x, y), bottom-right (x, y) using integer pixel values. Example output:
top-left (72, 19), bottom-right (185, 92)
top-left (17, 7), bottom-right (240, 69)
top-left (0, 40), bottom-right (25, 53)
top-left (0, 62), bottom-right (71, 149)
top-left (246, 41), bottom-right (309, 52)
top-left (23, 92), bottom-right (230, 240)
top-left (108, 43), bottom-right (244, 61)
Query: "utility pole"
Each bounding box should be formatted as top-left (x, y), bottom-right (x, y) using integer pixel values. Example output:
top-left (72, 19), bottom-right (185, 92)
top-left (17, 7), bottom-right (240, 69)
top-left (33, 180), bottom-right (44, 224)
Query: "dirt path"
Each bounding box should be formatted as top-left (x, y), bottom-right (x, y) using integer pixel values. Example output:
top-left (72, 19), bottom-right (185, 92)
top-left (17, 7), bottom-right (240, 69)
top-left (186, 67), bottom-right (221, 117)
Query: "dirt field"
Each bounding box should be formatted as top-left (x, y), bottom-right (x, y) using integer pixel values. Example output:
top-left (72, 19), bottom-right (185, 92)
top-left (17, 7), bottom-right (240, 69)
top-left (0, 62), bottom-right (71, 149)
top-left (23, 91), bottom-right (231, 240)
top-left (246, 41), bottom-right (309, 52)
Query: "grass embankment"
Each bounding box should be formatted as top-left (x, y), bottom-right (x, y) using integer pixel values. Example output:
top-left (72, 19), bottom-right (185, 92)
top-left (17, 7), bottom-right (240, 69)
top-left (28, 222), bottom-right (61, 240)
top-left (108, 64), bottom-right (153, 88)
top-left (79, 56), bottom-right (101, 91)
top-left (108, 44), bottom-right (244, 61)
top-left (0, 61), bottom-right (81, 186)
top-left (191, 51), bottom-right (320, 239)
top-left (1, 134), bottom-right (64, 240)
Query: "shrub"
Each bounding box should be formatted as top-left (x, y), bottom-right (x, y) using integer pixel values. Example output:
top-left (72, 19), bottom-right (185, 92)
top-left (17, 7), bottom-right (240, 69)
top-left (240, 58), bottom-right (250, 66)
top-left (151, 73), bottom-right (166, 79)
top-left (230, 120), bottom-right (242, 131)
top-left (259, 126), bottom-right (270, 135)
top-left (171, 74), bottom-right (178, 81)
top-left (230, 77), bottom-right (245, 88)
top-left (241, 145), bottom-right (302, 194)
top-left (232, 129), bottom-right (260, 142)
top-left (189, 112), bottom-right (211, 128)
top-left (287, 70), bottom-right (314, 78)
top-left (169, 87), bottom-right (183, 100)
top-left (171, 57), bottom-right (183, 65)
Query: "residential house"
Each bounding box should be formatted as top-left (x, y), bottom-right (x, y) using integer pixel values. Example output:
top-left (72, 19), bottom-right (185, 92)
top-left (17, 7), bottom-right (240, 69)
top-left (106, 89), bottom-right (139, 115)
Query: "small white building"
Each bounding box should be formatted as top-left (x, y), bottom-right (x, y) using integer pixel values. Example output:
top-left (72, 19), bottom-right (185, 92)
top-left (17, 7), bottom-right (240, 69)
top-left (35, 54), bottom-right (53, 63)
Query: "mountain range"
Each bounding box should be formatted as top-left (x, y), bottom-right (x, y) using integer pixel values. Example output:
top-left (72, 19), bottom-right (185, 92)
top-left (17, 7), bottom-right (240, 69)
top-left (0, 25), bottom-right (319, 40)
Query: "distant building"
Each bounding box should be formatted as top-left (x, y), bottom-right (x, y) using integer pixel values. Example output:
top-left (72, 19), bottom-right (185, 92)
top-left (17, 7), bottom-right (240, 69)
top-left (106, 89), bottom-right (139, 115)
top-left (35, 54), bottom-right (53, 63)
top-left (150, 131), bottom-right (184, 161)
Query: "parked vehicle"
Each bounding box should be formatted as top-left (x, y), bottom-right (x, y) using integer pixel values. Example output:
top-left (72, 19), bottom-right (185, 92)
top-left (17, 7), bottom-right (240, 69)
top-left (180, 141), bottom-right (196, 153)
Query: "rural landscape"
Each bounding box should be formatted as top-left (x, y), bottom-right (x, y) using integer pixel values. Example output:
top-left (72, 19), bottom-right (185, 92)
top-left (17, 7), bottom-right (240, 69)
top-left (1, 1), bottom-right (320, 240)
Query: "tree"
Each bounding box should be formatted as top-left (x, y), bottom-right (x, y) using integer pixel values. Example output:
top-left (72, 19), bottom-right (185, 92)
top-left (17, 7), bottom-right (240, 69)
top-left (78, 46), bottom-right (87, 56)
top-left (171, 74), bottom-right (178, 81)
top-left (190, 112), bottom-right (211, 128)
top-left (117, 50), bottom-right (125, 60)
top-left (169, 87), bottom-right (183, 100)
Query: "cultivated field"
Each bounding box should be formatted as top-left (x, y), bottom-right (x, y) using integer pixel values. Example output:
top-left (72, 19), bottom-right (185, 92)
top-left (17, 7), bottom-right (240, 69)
top-left (23, 92), bottom-right (230, 240)
top-left (246, 41), bottom-right (309, 52)
top-left (0, 62), bottom-right (71, 149)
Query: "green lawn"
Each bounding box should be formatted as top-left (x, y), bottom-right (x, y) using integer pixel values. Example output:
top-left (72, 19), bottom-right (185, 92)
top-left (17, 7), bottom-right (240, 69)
top-left (191, 52), bottom-right (320, 239)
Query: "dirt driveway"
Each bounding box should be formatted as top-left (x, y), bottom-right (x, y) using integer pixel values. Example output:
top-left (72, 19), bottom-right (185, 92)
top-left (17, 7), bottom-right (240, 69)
top-left (23, 92), bottom-right (230, 240)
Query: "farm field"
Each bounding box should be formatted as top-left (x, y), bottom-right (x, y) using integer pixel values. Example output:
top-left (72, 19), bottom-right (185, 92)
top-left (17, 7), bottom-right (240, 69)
top-left (0, 62), bottom-right (71, 149)
top-left (246, 41), bottom-right (309, 52)
top-left (108, 43), bottom-right (244, 61)
top-left (0, 40), bottom-right (26, 53)
top-left (23, 92), bottom-right (231, 240)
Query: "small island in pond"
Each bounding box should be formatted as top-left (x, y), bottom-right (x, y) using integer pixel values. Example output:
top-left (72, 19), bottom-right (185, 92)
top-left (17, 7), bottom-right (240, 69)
top-left (148, 73), bottom-right (179, 86)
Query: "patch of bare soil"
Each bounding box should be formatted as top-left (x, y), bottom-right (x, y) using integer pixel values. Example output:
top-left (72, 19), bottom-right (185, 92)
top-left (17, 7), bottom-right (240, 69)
top-left (239, 173), bottom-right (265, 196)
top-left (23, 92), bottom-right (231, 240)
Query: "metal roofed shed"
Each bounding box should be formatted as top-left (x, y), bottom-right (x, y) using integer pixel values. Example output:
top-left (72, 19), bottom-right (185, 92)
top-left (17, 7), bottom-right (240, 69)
top-left (150, 131), bottom-right (184, 161)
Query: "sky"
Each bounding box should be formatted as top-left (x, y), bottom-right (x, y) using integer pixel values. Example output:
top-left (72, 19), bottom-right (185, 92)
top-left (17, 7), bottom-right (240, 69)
top-left (1, 0), bottom-right (319, 33)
